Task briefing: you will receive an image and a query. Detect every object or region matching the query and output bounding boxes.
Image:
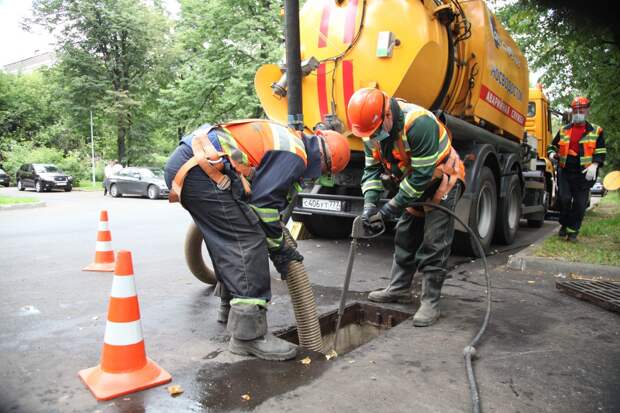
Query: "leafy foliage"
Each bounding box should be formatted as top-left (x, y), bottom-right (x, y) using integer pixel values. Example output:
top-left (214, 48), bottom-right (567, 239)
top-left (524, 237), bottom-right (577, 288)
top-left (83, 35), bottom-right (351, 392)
top-left (158, 0), bottom-right (283, 137)
top-left (29, 0), bottom-right (173, 164)
top-left (496, 0), bottom-right (620, 170)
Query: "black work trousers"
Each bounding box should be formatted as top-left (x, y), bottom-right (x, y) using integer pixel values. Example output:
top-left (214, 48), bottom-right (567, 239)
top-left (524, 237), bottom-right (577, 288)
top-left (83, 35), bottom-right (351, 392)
top-left (386, 183), bottom-right (461, 292)
top-left (558, 168), bottom-right (591, 233)
top-left (180, 170), bottom-right (271, 300)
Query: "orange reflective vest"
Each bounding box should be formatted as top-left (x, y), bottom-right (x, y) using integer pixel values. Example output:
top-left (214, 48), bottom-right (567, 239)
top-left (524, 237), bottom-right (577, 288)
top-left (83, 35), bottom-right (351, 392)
top-left (370, 102), bottom-right (464, 188)
top-left (169, 120), bottom-right (308, 203)
top-left (555, 123), bottom-right (603, 168)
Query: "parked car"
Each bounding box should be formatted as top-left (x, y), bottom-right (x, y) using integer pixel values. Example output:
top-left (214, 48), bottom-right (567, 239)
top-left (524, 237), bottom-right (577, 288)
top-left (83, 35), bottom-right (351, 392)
top-left (104, 167), bottom-right (168, 199)
top-left (0, 168), bottom-right (9, 187)
top-left (16, 163), bottom-right (73, 192)
top-left (591, 179), bottom-right (607, 196)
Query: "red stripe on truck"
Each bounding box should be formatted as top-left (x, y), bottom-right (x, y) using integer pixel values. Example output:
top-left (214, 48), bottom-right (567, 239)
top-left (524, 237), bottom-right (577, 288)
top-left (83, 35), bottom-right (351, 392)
top-left (318, 0), bottom-right (333, 48)
top-left (344, 0), bottom-right (359, 44)
top-left (479, 85), bottom-right (525, 126)
top-left (342, 60), bottom-right (354, 128)
top-left (317, 62), bottom-right (328, 120)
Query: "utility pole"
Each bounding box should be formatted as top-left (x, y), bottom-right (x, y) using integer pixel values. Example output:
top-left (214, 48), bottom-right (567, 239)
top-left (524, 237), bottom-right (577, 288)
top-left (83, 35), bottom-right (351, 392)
top-left (90, 110), bottom-right (95, 185)
top-left (284, 0), bottom-right (303, 131)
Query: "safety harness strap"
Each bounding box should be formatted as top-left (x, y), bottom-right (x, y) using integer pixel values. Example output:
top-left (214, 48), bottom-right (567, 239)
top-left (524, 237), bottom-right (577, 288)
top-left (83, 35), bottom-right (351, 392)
top-left (168, 129), bottom-right (252, 203)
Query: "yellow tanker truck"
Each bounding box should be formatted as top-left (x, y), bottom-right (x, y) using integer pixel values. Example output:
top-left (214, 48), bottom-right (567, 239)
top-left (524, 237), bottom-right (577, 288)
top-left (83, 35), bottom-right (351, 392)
top-left (254, 0), bottom-right (557, 254)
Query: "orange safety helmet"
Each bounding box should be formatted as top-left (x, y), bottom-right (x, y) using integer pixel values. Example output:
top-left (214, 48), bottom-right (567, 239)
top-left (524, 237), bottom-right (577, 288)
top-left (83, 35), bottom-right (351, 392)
top-left (316, 129), bottom-right (350, 174)
top-left (347, 88), bottom-right (389, 137)
top-left (571, 96), bottom-right (590, 109)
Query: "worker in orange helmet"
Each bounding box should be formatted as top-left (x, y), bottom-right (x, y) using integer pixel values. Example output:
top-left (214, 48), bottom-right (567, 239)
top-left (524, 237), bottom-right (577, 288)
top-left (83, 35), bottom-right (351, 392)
top-left (164, 119), bottom-right (349, 360)
top-left (547, 96), bottom-right (606, 241)
top-left (347, 87), bottom-right (465, 327)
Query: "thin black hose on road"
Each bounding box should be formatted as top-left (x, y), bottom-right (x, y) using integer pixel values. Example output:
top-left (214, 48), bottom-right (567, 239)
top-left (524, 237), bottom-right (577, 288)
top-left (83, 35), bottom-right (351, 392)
top-left (407, 202), bottom-right (490, 413)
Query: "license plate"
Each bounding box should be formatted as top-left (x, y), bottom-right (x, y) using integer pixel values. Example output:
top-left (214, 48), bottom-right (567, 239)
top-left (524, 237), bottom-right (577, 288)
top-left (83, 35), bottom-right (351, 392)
top-left (301, 198), bottom-right (342, 212)
top-left (55, 182), bottom-right (66, 186)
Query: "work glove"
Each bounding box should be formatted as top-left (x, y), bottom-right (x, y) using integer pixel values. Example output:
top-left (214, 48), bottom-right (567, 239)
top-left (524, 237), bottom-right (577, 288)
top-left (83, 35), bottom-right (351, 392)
top-left (582, 163), bottom-right (598, 181)
top-left (269, 243), bottom-right (304, 280)
top-left (362, 203), bottom-right (385, 233)
top-left (378, 199), bottom-right (403, 221)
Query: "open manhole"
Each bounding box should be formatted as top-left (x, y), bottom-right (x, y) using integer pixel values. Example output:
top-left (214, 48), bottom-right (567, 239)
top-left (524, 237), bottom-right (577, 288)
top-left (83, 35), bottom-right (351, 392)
top-left (276, 302), bottom-right (411, 355)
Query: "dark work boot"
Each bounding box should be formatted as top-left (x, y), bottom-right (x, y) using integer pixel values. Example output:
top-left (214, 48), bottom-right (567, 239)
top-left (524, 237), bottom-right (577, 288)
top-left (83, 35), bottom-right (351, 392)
top-left (217, 299), bottom-right (231, 323)
top-left (566, 227), bottom-right (578, 242)
top-left (227, 303), bottom-right (297, 361)
top-left (413, 275), bottom-right (444, 327)
top-left (214, 282), bottom-right (231, 323)
top-left (558, 226), bottom-right (567, 238)
top-left (368, 261), bottom-right (414, 303)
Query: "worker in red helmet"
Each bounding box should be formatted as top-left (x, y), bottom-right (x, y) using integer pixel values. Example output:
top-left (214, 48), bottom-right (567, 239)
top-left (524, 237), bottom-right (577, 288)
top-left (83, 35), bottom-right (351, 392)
top-left (164, 119), bottom-right (350, 360)
top-left (547, 96), bottom-right (606, 241)
top-left (347, 87), bottom-right (465, 327)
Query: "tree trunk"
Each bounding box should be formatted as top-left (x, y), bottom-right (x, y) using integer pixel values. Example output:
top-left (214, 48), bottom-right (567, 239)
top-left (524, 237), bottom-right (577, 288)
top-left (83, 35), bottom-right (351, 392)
top-left (117, 117), bottom-right (126, 166)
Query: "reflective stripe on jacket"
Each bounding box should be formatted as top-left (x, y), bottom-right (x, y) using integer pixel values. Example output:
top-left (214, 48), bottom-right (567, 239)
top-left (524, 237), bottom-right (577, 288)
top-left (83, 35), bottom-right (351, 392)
top-left (547, 122), bottom-right (606, 169)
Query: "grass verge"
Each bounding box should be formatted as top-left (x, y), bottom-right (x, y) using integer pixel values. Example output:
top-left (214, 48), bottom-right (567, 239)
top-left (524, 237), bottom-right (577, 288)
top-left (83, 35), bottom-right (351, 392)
top-left (535, 192), bottom-right (620, 266)
top-left (76, 181), bottom-right (104, 191)
top-left (0, 195), bottom-right (39, 205)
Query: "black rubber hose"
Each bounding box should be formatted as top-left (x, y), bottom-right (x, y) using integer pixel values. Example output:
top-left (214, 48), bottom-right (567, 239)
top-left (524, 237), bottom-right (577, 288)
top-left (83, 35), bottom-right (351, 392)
top-left (407, 201), bottom-right (490, 413)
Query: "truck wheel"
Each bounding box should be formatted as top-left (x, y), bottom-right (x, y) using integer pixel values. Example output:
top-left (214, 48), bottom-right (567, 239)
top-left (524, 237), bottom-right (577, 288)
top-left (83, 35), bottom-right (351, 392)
top-left (302, 214), bottom-right (353, 239)
top-left (455, 166), bottom-right (497, 257)
top-left (527, 190), bottom-right (548, 228)
top-left (184, 221), bottom-right (216, 285)
top-left (494, 174), bottom-right (521, 245)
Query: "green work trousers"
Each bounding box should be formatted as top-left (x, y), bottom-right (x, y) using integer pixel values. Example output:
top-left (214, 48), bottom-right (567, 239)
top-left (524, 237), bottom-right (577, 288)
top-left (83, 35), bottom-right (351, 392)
top-left (385, 183), bottom-right (461, 292)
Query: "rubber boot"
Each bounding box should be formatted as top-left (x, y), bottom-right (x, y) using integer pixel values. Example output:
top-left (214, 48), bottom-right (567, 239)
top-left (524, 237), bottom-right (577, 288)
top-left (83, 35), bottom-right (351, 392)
top-left (566, 227), bottom-right (578, 242)
top-left (413, 275), bottom-right (444, 327)
top-left (214, 282), bottom-right (231, 323)
top-left (368, 261), bottom-right (414, 304)
top-left (558, 226), bottom-right (567, 238)
top-left (217, 300), bottom-right (231, 324)
top-left (227, 303), bottom-right (297, 361)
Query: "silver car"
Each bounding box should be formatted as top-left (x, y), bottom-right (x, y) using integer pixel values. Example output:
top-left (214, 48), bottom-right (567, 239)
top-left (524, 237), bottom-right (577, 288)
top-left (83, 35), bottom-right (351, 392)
top-left (104, 167), bottom-right (169, 199)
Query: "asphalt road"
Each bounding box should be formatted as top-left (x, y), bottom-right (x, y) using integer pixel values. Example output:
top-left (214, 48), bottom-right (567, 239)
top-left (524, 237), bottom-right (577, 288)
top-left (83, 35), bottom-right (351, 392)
top-left (0, 187), bottom-right (617, 413)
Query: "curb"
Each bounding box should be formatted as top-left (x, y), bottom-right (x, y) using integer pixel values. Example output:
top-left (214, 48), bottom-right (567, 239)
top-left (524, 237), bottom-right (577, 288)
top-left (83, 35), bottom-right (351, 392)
top-left (507, 250), bottom-right (620, 278)
top-left (0, 201), bottom-right (47, 211)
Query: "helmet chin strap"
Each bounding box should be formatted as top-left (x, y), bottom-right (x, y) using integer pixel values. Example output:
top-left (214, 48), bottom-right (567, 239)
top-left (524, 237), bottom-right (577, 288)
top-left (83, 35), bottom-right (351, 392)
top-left (319, 135), bottom-right (332, 174)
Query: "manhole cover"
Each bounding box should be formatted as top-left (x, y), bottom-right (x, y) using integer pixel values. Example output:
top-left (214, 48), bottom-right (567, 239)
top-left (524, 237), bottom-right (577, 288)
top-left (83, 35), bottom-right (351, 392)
top-left (276, 302), bottom-right (411, 355)
top-left (556, 280), bottom-right (620, 314)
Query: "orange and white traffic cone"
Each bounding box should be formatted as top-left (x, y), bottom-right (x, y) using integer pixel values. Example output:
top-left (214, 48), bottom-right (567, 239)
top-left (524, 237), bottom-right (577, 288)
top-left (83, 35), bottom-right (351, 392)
top-left (78, 250), bottom-right (171, 400)
top-left (83, 210), bottom-right (115, 272)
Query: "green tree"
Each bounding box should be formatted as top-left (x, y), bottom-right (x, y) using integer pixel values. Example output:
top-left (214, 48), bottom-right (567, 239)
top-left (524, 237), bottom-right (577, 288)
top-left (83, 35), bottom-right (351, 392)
top-left (159, 0), bottom-right (283, 140)
top-left (496, 0), bottom-right (620, 170)
top-left (29, 0), bottom-right (173, 164)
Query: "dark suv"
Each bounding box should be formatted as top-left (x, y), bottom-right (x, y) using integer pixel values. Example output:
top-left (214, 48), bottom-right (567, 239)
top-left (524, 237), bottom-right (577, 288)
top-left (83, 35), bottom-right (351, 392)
top-left (0, 168), bottom-right (9, 187)
top-left (16, 163), bottom-right (73, 192)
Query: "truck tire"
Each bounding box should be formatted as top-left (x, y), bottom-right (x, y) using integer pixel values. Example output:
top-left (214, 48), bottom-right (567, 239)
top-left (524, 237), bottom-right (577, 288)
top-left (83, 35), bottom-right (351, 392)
top-left (184, 222), bottom-right (217, 285)
top-left (527, 190), bottom-right (548, 228)
top-left (301, 214), bottom-right (353, 239)
top-left (494, 174), bottom-right (521, 245)
top-left (455, 166), bottom-right (497, 257)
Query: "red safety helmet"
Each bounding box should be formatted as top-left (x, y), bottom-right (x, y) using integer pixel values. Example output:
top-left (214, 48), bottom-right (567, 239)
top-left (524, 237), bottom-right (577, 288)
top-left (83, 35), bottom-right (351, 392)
top-left (347, 88), bottom-right (389, 137)
top-left (316, 129), bottom-right (350, 174)
top-left (571, 96), bottom-right (590, 109)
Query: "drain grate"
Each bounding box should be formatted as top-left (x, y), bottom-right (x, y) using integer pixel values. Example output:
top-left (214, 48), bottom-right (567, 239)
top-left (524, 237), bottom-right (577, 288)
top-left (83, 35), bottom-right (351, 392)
top-left (556, 280), bottom-right (620, 314)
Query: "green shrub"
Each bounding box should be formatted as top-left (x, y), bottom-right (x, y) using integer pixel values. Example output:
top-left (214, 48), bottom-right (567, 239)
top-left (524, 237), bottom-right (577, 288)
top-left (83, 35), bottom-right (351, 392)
top-left (1, 142), bottom-right (91, 185)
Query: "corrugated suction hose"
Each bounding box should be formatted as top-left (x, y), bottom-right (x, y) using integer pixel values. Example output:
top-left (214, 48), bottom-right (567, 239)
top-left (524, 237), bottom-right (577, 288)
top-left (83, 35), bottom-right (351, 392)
top-left (282, 227), bottom-right (324, 353)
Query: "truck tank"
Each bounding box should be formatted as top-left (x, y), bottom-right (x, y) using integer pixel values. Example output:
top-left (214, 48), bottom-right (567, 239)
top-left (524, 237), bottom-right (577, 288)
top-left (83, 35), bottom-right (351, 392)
top-left (255, 0), bottom-right (547, 254)
top-left (255, 0), bottom-right (529, 144)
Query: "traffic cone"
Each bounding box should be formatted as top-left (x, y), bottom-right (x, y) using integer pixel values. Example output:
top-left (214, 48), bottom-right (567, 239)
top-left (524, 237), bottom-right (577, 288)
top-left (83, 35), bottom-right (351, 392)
top-left (83, 210), bottom-right (115, 272)
top-left (78, 250), bottom-right (171, 400)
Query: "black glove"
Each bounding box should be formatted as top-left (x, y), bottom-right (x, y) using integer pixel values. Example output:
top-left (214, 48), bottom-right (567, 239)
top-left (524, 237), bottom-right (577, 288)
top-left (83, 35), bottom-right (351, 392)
top-left (269, 243), bottom-right (304, 280)
top-left (362, 203), bottom-right (379, 227)
top-left (377, 199), bottom-right (403, 223)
